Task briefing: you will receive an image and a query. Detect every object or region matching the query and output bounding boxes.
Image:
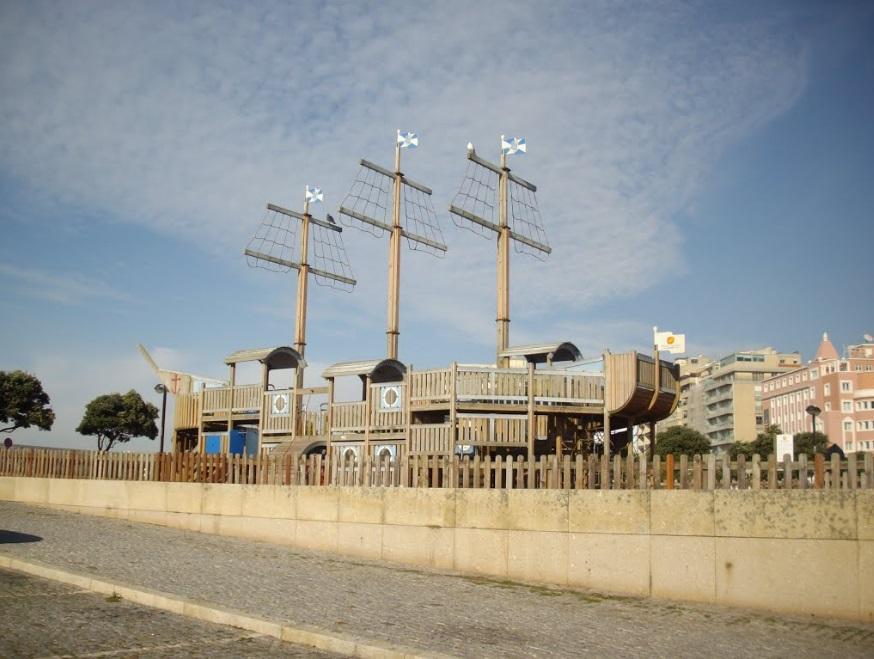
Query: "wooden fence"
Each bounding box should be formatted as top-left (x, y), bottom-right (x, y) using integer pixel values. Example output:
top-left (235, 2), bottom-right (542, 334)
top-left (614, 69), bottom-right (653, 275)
top-left (1, 448), bottom-right (872, 490)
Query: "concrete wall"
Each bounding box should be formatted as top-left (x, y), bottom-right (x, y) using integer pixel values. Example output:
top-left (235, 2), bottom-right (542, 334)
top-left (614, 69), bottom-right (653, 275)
top-left (1, 476), bottom-right (871, 622)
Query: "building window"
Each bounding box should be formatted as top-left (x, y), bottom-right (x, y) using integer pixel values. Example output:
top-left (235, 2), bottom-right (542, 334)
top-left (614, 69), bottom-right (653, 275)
top-left (841, 381), bottom-right (851, 392)
top-left (825, 402), bottom-right (831, 411)
top-left (824, 383), bottom-right (831, 396)
top-left (844, 421), bottom-right (853, 432)
top-left (811, 369), bottom-right (819, 379)
top-left (842, 401), bottom-right (852, 412)
top-left (847, 441), bottom-right (854, 450)
top-left (809, 387), bottom-right (815, 398)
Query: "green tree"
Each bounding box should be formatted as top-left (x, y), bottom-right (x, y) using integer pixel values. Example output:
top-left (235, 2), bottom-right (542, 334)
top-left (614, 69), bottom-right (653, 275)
top-left (654, 426), bottom-right (711, 458)
top-left (728, 425), bottom-right (781, 459)
top-left (793, 431), bottom-right (828, 457)
top-left (76, 390), bottom-right (158, 451)
top-left (0, 370), bottom-right (55, 434)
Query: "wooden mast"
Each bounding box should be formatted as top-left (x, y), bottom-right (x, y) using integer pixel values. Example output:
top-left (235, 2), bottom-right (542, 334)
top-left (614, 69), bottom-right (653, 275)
top-left (449, 138), bottom-right (549, 368)
top-left (339, 131), bottom-right (445, 362)
top-left (293, 194), bottom-right (312, 434)
top-left (387, 143), bottom-right (403, 360)
top-left (497, 151), bottom-right (510, 367)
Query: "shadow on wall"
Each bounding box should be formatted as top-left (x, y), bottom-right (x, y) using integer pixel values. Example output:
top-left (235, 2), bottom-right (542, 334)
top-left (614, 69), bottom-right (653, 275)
top-left (0, 530), bottom-right (43, 544)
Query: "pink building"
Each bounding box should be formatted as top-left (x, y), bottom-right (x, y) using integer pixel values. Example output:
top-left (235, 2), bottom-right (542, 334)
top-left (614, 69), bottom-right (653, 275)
top-left (762, 333), bottom-right (874, 453)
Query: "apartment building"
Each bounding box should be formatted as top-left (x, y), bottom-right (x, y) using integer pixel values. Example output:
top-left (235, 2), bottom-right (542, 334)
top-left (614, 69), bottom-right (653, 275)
top-left (699, 348), bottom-right (801, 450)
top-left (762, 333), bottom-right (874, 453)
top-left (657, 355), bottom-right (714, 431)
top-left (658, 347), bottom-right (799, 451)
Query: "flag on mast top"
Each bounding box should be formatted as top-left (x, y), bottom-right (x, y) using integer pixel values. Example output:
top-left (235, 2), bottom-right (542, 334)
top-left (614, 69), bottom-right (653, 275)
top-left (397, 130), bottom-right (419, 149)
top-left (305, 186), bottom-right (323, 204)
top-left (501, 135), bottom-right (526, 155)
top-left (653, 326), bottom-right (686, 354)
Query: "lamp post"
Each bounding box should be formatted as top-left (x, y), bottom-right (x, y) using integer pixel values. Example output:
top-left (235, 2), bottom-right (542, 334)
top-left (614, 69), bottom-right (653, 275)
top-left (805, 404), bottom-right (821, 440)
top-left (154, 384), bottom-right (168, 453)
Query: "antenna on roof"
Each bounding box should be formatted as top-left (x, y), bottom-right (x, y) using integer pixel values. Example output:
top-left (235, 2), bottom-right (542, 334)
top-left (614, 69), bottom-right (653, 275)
top-left (338, 130), bottom-right (447, 360)
top-left (449, 136), bottom-right (551, 366)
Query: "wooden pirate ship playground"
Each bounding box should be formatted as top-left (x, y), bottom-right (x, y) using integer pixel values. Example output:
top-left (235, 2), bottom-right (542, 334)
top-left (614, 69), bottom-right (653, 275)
top-left (165, 134), bottom-right (680, 465)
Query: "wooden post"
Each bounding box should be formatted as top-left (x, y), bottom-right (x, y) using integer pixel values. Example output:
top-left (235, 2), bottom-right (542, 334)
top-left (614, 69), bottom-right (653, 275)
top-left (666, 454), bottom-right (674, 490)
top-left (325, 377), bottom-right (335, 463)
top-left (450, 362), bottom-right (458, 455)
top-left (364, 375), bottom-right (372, 461)
top-left (496, 151), bottom-right (511, 366)
top-left (527, 362), bottom-right (535, 462)
top-left (602, 351), bottom-right (611, 464)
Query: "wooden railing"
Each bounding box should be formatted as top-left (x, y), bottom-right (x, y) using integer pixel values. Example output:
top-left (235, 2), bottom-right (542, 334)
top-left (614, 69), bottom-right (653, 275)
top-left (332, 402), bottom-right (366, 431)
top-left (261, 390), bottom-right (293, 434)
top-left (300, 410), bottom-right (327, 436)
top-left (174, 393), bottom-right (199, 429)
top-left (201, 385), bottom-right (262, 415)
top-left (409, 424), bottom-right (453, 454)
top-left (411, 366), bottom-right (604, 407)
top-left (202, 387), bottom-right (231, 414)
top-left (409, 369), bottom-right (452, 402)
top-left (4, 447), bottom-right (873, 491)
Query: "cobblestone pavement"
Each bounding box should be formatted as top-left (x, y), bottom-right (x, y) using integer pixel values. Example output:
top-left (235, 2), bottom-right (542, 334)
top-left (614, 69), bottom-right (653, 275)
top-left (0, 567), bottom-right (340, 658)
top-left (2, 502), bottom-right (874, 658)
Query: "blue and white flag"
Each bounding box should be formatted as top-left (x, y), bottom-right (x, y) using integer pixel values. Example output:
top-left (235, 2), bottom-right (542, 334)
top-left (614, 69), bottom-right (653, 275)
top-left (305, 185), bottom-right (323, 204)
top-left (501, 135), bottom-right (526, 155)
top-left (397, 130), bottom-right (419, 149)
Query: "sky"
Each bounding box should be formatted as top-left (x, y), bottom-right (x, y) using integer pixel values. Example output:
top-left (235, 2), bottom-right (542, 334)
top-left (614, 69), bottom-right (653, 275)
top-left (1, 0), bottom-right (872, 451)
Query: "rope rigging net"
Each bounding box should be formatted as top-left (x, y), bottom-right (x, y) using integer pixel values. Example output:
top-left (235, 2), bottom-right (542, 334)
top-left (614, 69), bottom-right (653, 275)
top-left (245, 206), bottom-right (356, 291)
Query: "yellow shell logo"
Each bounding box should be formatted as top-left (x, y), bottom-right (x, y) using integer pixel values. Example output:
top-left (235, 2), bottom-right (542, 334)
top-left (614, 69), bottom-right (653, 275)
top-left (667, 335), bottom-right (675, 345)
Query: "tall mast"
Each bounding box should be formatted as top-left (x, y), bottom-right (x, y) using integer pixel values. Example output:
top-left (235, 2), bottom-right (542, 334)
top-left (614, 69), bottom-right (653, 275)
top-left (245, 186), bottom-right (357, 434)
top-left (450, 136), bottom-right (550, 367)
top-left (497, 150), bottom-right (510, 366)
top-left (387, 142), bottom-right (403, 359)
top-left (294, 192), bottom-right (311, 386)
top-left (339, 131), bottom-right (447, 361)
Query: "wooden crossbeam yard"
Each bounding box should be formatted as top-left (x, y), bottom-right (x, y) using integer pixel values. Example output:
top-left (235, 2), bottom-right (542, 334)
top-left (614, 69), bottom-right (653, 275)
top-left (267, 203), bottom-right (343, 233)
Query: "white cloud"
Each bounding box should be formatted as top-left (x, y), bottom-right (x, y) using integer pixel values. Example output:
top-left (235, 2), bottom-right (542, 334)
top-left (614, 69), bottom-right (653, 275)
top-left (0, 1), bottom-right (808, 351)
top-left (0, 263), bottom-right (130, 305)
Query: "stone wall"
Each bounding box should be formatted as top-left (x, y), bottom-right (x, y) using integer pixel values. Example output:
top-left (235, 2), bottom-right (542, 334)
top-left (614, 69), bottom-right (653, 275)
top-left (1, 477), bottom-right (871, 621)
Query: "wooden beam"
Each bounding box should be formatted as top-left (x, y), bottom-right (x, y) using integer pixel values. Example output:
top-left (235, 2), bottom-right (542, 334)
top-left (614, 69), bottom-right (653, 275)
top-left (449, 205), bottom-right (500, 234)
top-left (243, 249), bottom-right (301, 271)
top-left (338, 206), bottom-right (393, 233)
top-left (308, 265), bottom-right (357, 287)
top-left (507, 171), bottom-right (537, 192)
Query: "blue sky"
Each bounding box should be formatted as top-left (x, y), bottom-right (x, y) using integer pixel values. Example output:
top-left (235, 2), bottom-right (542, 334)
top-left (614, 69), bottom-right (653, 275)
top-left (1, 1), bottom-right (872, 450)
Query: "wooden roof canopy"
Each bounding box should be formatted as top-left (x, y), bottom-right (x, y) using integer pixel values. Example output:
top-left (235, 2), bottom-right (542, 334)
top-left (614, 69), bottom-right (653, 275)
top-left (224, 346), bottom-right (306, 371)
top-left (321, 359), bottom-right (407, 383)
top-left (499, 342), bottom-right (582, 365)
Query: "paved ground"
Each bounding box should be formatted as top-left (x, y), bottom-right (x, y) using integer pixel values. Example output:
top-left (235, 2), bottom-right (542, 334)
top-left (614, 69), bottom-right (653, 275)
top-left (2, 501), bottom-right (874, 658)
top-left (0, 568), bottom-right (340, 658)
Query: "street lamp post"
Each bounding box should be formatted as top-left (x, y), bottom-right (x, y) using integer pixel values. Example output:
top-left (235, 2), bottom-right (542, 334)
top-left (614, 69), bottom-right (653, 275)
top-left (155, 384), bottom-right (168, 453)
top-left (805, 404), bottom-right (821, 441)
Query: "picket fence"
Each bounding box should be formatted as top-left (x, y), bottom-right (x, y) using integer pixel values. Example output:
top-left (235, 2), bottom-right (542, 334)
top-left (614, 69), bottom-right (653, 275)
top-left (2, 447), bottom-right (873, 491)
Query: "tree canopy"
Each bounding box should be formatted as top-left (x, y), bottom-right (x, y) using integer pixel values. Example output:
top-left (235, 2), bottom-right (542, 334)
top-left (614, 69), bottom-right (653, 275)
top-left (792, 431), bottom-right (828, 456)
top-left (654, 425), bottom-right (711, 458)
top-left (76, 390), bottom-right (158, 451)
top-left (728, 425), bottom-right (828, 458)
top-left (0, 370), bottom-right (55, 434)
top-left (728, 425), bottom-right (781, 459)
